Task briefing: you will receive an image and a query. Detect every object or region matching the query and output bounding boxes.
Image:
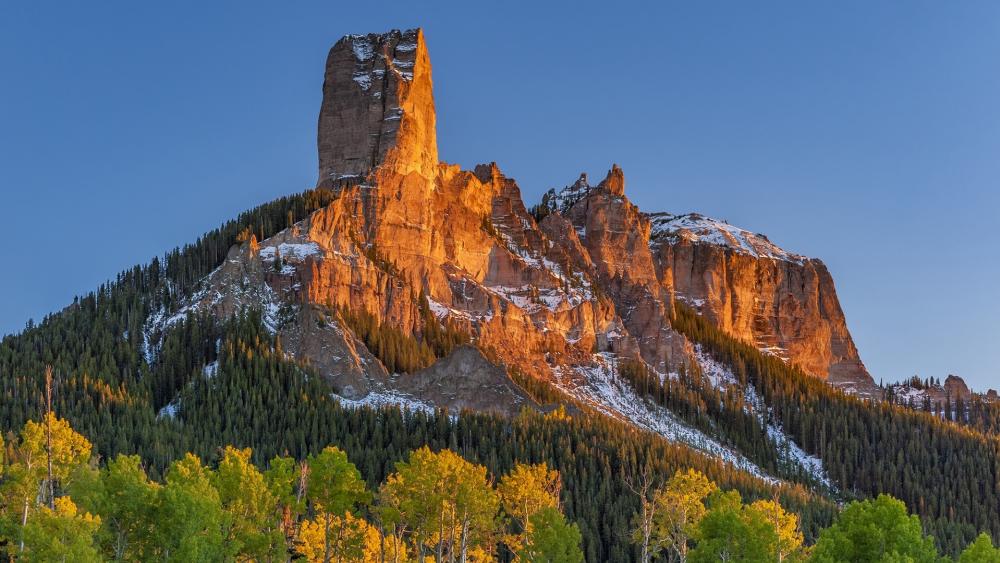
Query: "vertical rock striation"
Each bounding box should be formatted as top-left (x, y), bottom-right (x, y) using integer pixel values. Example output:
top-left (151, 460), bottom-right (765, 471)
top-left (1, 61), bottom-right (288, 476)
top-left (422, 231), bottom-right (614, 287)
top-left (175, 27), bottom-right (879, 414)
top-left (317, 28), bottom-right (437, 187)
top-left (646, 212), bottom-right (876, 393)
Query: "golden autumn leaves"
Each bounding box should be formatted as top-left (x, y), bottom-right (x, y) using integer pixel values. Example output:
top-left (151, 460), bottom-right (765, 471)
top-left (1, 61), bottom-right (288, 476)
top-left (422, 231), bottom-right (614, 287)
top-left (630, 468), bottom-right (803, 563)
top-left (0, 414), bottom-right (583, 562)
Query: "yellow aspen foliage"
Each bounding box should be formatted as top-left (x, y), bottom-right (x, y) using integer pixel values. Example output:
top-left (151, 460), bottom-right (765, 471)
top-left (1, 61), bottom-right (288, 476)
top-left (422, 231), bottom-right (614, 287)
top-left (19, 413), bottom-right (92, 481)
top-left (499, 462), bottom-right (561, 553)
top-left (748, 498), bottom-right (803, 562)
top-left (295, 510), bottom-right (384, 562)
top-left (651, 468), bottom-right (717, 562)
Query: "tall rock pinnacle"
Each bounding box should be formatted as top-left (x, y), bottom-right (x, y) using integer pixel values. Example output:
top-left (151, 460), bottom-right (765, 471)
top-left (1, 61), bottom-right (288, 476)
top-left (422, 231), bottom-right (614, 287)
top-left (598, 164), bottom-right (625, 196)
top-left (317, 28), bottom-right (438, 187)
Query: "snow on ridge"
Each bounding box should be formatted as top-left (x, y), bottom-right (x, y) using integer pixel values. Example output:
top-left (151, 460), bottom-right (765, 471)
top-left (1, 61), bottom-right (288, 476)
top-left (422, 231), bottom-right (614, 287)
top-left (542, 175), bottom-right (592, 214)
top-left (556, 347), bottom-right (833, 487)
top-left (353, 73), bottom-right (372, 90)
top-left (390, 66), bottom-right (413, 81)
top-left (674, 294), bottom-right (706, 309)
top-left (479, 229), bottom-right (594, 316)
top-left (694, 346), bottom-right (738, 389)
top-left (259, 242), bottom-right (322, 262)
top-left (202, 361), bottom-right (219, 379)
top-left (142, 233), bottom-right (306, 364)
top-left (157, 401), bottom-right (179, 419)
top-left (648, 212), bottom-right (806, 263)
top-left (350, 37), bottom-right (374, 61)
top-left (395, 41), bottom-right (417, 53)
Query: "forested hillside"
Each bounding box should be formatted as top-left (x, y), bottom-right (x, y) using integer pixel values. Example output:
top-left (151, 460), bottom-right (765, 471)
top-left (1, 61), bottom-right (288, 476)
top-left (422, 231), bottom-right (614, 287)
top-left (0, 303), bottom-right (832, 561)
top-left (3, 184), bottom-right (1000, 557)
top-left (671, 304), bottom-right (1000, 554)
top-left (2, 409), bottom-right (998, 561)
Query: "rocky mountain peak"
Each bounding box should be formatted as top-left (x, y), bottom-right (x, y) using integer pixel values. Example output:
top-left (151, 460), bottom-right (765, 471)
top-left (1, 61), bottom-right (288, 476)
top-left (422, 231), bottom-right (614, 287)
top-left (472, 161), bottom-right (503, 184)
top-left (539, 165), bottom-right (627, 217)
top-left (167, 27), bottom-right (880, 425)
top-left (539, 171), bottom-right (603, 216)
top-left (317, 28), bottom-right (437, 187)
top-left (944, 374), bottom-right (972, 398)
top-left (647, 212), bottom-right (807, 264)
top-left (598, 164), bottom-right (625, 196)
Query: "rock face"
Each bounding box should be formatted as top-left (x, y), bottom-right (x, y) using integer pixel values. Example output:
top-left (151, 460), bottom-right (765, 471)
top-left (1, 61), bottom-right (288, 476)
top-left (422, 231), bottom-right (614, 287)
top-left (889, 374), bottom-right (978, 410)
top-left (156, 27), bottom-right (877, 418)
top-left (539, 167), bottom-right (687, 373)
top-left (398, 346), bottom-right (541, 416)
top-left (645, 213), bottom-right (875, 392)
top-left (317, 29), bottom-right (437, 187)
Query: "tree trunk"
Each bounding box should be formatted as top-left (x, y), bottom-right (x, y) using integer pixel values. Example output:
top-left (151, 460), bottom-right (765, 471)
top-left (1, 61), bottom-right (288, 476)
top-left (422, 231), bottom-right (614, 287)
top-left (378, 524), bottom-right (386, 563)
top-left (459, 516), bottom-right (470, 563)
top-left (323, 514), bottom-right (332, 563)
top-left (448, 508), bottom-right (458, 563)
top-left (19, 497), bottom-right (29, 552)
top-left (436, 507), bottom-right (445, 563)
top-left (45, 367), bottom-right (55, 510)
top-left (336, 518), bottom-right (346, 563)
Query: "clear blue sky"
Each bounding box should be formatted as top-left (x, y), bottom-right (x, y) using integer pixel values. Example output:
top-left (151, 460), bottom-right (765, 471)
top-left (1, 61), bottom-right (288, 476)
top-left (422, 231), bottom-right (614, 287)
top-left (2, 1), bottom-right (998, 390)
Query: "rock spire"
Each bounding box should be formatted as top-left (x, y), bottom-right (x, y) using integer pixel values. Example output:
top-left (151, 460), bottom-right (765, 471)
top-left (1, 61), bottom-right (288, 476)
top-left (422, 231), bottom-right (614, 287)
top-left (317, 28), bottom-right (438, 187)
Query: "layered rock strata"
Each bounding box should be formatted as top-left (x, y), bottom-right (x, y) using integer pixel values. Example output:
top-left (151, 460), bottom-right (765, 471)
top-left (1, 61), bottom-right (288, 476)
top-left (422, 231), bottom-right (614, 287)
top-left (157, 27), bottom-right (877, 414)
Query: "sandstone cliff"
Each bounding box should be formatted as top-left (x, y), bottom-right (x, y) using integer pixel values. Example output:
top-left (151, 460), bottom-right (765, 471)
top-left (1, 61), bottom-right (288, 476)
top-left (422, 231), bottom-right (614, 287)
top-left (147, 28), bottom-right (879, 471)
top-left (317, 29), bottom-right (437, 186)
top-left (645, 212), bottom-right (874, 393)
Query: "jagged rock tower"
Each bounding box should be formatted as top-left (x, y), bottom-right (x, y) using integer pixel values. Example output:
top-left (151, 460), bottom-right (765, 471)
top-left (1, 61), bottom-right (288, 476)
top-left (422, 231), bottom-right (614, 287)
top-left (317, 28), bottom-right (437, 187)
top-left (174, 27), bottom-right (877, 417)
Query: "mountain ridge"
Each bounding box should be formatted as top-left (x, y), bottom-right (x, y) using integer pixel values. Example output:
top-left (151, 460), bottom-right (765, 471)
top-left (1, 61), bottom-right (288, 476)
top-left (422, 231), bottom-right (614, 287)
top-left (137, 27), bottom-right (1000, 456)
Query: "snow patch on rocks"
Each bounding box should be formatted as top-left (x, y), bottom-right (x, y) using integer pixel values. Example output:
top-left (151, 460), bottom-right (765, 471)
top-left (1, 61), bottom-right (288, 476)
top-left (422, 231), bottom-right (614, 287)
top-left (336, 389), bottom-right (436, 415)
top-left (648, 212), bottom-right (806, 264)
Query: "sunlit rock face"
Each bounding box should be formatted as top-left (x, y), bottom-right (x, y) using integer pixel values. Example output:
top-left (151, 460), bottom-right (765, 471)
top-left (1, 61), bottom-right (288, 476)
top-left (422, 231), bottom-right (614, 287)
top-left (646, 214), bottom-right (874, 393)
top-left (317, 28), bottom-right (437, 187)
top-left (164, 27), bottom-right (876, 416)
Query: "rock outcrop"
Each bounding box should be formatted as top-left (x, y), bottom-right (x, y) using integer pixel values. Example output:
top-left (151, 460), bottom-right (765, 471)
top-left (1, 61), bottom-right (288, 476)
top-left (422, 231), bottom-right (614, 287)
top-left (645, 213), bottom-right (875, 392)
top-left (889, 373), bottom-right (979, 410)
top-left (398, 346), bottom-right (540, 416)
top-left (156, 27), bottom-right (878, 419)
top-left (317, 29), bottom-right (437, 187)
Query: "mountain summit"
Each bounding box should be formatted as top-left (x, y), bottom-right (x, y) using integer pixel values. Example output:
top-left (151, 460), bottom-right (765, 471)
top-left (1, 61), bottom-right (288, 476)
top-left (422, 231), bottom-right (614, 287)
top-left (148, 28), bottom-right (878, 434)
top-left (317, 28), bottom-right (438, 186)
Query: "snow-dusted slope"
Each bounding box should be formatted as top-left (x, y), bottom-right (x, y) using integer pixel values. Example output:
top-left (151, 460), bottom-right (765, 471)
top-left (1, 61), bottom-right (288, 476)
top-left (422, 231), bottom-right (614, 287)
top-left (695, 348), bottom-right (834, 488)
top-left (551, 350), bottom-right (833, 487)
top-left (648, 212), bottom-right (806, 263)
top-left (553, 353), bottom-right (770, 482)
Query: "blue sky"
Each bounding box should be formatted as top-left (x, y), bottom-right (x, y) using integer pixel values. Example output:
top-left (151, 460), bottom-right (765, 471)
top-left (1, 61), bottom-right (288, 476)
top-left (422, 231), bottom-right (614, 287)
top-left (2, 1), bottom-right (998, 390)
